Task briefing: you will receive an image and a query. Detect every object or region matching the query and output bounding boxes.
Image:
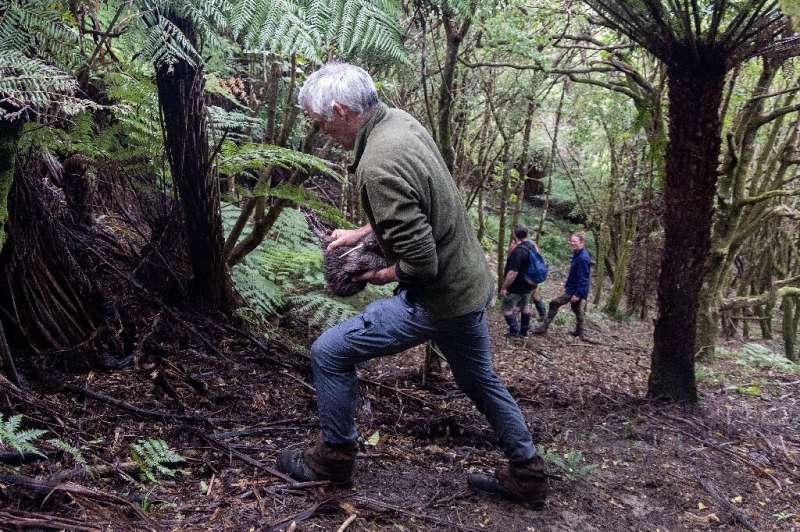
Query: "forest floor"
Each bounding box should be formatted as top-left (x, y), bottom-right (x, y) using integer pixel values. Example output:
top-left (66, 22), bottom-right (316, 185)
top-left (2, 286), bottom-right (800, 531)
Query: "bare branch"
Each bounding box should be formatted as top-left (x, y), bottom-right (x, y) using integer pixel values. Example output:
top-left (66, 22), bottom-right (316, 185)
top-left (748, 102), bottom-right (800, 132)
top-left (735, 188), bottom-right (800, 207)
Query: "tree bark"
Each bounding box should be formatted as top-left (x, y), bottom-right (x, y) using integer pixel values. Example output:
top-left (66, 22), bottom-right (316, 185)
top-left (496, 143), bottom-right (512, 294)
top-left (648, 67), bottom-right (726, 403)
top-left (437, 10), bottom-right (472, 173)
top-left (783, 295), bottom-right (798, 361)
top-left (0, 120), bottom-right (22, 255)
top-left (154, 16), bottom-right (232, 312)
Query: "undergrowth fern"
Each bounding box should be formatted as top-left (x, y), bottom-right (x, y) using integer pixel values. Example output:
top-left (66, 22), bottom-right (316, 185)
top-left (0, 414), bottom-right (47, 456)
top-left (129, 438), bottom-right (186, 483)
top-left (224, 205), bottom-right (362, 329)
top-left (288, 293), bottom-right (357, 329)
top-left (49, 438), bottom-right (91, 473)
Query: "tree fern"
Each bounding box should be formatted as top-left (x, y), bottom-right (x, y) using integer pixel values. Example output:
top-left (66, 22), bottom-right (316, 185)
top-left (129, 438), bottom-right (185, 483)
top-left (0, 50), bottom-right (95, 122)
top-left (235, 0), bottom-right (406, 64)
top-left (267, 183), bottom-right (350, 227)
top-left (0, 0), bottom-right (81, 67)
top-left (135, 0), bottom-right (231, 70)
top-left (217, 141), bottom-right (343, 181)
top-left (0, 414), bottom-right (47, 456)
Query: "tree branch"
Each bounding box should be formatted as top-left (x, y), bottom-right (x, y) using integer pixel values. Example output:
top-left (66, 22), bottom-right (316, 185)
top-left (735, 188), bottom-right (800, 207)
top-left (748, 103), bottom-right (800, 132)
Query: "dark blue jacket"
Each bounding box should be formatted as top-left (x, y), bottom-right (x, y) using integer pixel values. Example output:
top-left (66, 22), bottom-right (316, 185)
top-left (565, 248), bottom-right (591, 299)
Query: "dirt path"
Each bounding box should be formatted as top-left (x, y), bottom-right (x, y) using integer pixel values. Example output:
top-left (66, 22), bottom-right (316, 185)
top-left (1, 303), bottom-right (799, 531)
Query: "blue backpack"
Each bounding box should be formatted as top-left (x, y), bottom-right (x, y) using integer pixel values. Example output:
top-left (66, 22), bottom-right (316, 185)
top-left (523, 242), bottom-right (548, 285)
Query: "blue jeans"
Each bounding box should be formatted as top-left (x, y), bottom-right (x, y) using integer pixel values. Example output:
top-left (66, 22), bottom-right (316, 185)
top-left (310, 290), bottom-right (537, 463)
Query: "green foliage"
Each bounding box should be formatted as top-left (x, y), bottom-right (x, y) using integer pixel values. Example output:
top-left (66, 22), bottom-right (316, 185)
top-left (288, 292), bottom-right (357, 329)
top-left (129, 438), bottom-right (186, 483)
top-left (208, 106), bottom-right (264, 141)
top-left (48, 438), bottom-right (91, 473)
top-left (542, 448), bottom-right (597, 480)
top-left (268, 184), bottom-right (350, 227)
top-left (217, 142), bottom-right (342, 184)
top-left (234, 0), bottom-right (406, 64)
top-left (0, 50), bottom-right (91, 122)
top-left (695, 364), bottom-right (724, 386)
top-left (136, 0), bottom-right (230, 70)
top-left (733, 343), bottom-right (799, 373)
top-left (224, 205), bottom-right (363, 330)
top-left (0, 0), bottom-right (80, 65)
top-left (0, 414), bottom-right (47, 456)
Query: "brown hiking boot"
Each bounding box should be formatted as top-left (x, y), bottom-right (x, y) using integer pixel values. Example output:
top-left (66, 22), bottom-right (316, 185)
top-left (467, 456), bottom-right (548, 510)
top-left (532, 321), bottom-right (550, 335)
top-left (276, 440), bottom-right (357, 485)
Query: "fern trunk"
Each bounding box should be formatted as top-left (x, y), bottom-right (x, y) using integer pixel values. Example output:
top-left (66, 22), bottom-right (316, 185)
top-left (154, 16), bottom-right (232, 312)
top-left (0, 117), bottom-right (22, 386)
top-left (648, 68), bottom-right (726, 403)
top-left (0, 120), bottom-right (22, 256)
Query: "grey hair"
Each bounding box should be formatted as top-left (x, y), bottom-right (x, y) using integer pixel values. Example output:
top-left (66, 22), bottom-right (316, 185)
top-left (298, 62), bottom-right (378, 119)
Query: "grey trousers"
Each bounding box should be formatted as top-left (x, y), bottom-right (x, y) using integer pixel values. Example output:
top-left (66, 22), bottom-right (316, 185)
top-left (309, 290), bottom-right (537, 463)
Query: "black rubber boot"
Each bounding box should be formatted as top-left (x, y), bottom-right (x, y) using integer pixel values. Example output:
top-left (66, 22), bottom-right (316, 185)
top-left (569, 302), bottom-right (585, 337)
top-left (534, 299), bottom-right (546, 321)
top-left (276, 440), bottom-right (357, 485)
top-left (468, 456), bottom-right (548, 510)
top-left (504, 314), bottom-right (520, 337)
top-left (519, 313), bottom-right (531, 336)
top-left (533, 305), bottom-right (558, 335)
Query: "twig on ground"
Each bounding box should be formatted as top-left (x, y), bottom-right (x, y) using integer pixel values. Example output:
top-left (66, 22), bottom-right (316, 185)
top-left (351, 496), bottom-right (482, 532)
top-left (185, 426), bottom-right (298, 484)
top-left (0, 510), bottom-right (100, 531)
top-left (268, 497), bottom-right (341, 531)
top-left (643, 414), bottom-right (783, 489)
top-left (336, 513), bottom-right (358, 532)
top-left (698, 477), bottom-right (759, 532)
top-left (0, 473), bottom-right (153, 524)
top-left (63, 383), bottom-right (209, 422)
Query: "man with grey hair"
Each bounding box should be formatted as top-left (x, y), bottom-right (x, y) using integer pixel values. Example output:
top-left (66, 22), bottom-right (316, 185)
top-left (276, 62), bottom-right (547, 509)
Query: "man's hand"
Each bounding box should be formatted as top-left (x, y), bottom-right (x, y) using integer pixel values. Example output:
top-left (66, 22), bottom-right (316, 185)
top-left (355, 266), bottom-right (397, 285)
top-left (570, 295), bottom-right (580, 304)
top-left (326, 225), bottom-right (371, 251)
top-left (500, 288), bottom-right (507, 298)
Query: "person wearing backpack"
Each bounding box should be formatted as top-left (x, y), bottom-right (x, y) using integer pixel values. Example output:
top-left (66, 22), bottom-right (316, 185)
top-left (533, 232), bottom-right (591, 337)
top-left (500, 225), bottom-right (548, 337)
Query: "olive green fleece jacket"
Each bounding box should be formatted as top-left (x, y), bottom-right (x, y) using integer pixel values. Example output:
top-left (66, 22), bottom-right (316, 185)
top-left (351, 103), bottom-right (494, 320)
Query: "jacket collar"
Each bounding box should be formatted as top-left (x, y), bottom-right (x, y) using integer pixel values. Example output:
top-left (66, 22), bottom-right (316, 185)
top-left (348, 102), bottom-right (388, 173)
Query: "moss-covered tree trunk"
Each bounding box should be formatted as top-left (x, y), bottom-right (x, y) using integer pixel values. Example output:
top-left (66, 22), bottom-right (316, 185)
top-left (648, 65), bottom-right (726, 403)
top-left (782, 295), bottom-right (797, 361)
top-left (0, 119), bottom-right (22, 386)
top-left (496, 143), bottom-right (512, 294)
top-left (155, 16), bottom-right (232, 313)
top-left (605, 213), bottom-right (636, 314)
top-left (0, 120), bottom-right (22, 255)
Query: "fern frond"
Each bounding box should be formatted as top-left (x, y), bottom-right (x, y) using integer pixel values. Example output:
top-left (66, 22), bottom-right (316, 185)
top-left (48, 438), bottom-right (91, 473)
top-left (0, 50), bottom-right (95, 122)
top-left (129, 438), bottom-right (185, 484)
top-left (217, 142), bottom-right (343, 181)
top-left (287, 292), bottom-right (357, 329)
top-left (268, 183), bottom-right (350, 227)
top-left (0, 0), bottom-right (82, 67)
top-left (237, 0), bottom-right (406, 64)
top-left (0, 414), bottom-right (47, 456)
